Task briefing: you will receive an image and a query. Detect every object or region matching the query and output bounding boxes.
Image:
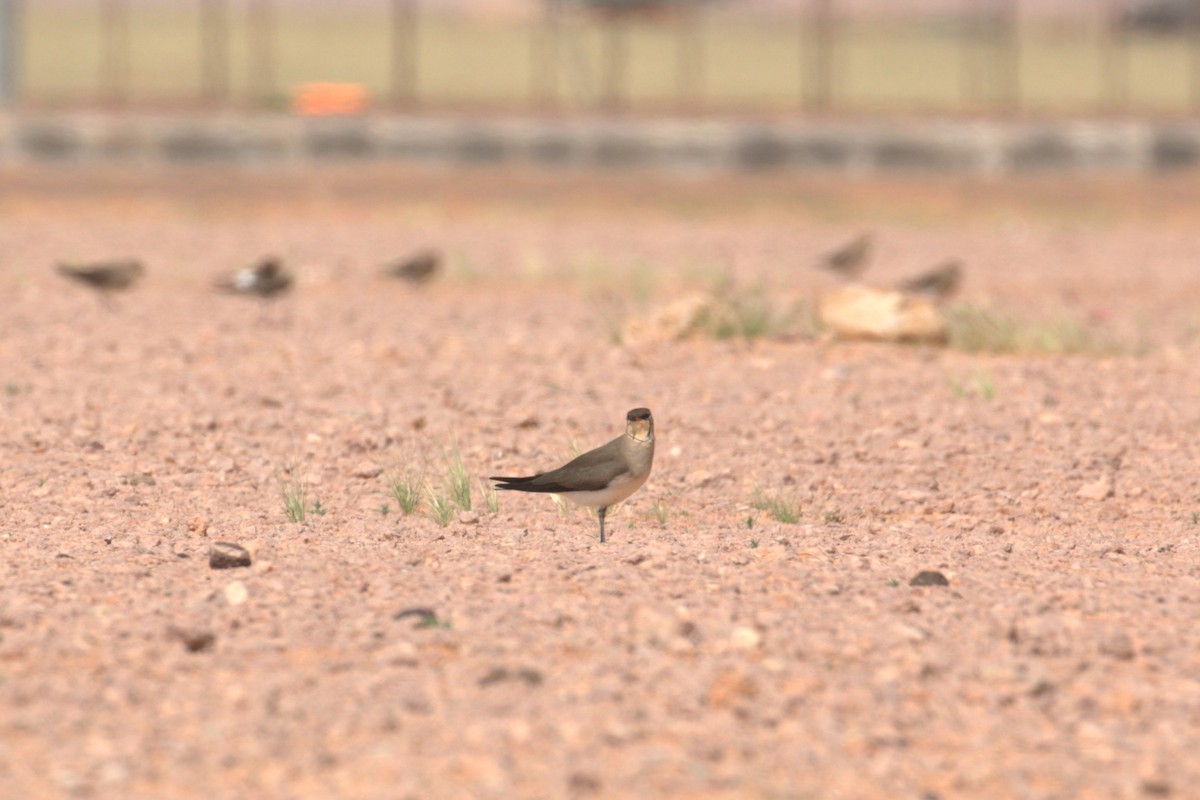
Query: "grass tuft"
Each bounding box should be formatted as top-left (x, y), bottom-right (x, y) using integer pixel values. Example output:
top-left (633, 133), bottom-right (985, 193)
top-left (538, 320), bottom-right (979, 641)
top-left (946, 304), bottom-right (1125, 356)
top-left (388, 467), bottom-right (424, 516)
top-left (479, 479), bottom-right (499, 514)
top-left (280, 471), bottom-right (307, 523)
top-left (949, 371), bottom-right (996, 401)
top-left (446, 451), bottom-right (472, 512)
top-left (751, 486), bottom-right (802, 525)
top-left (425, 483), bottom-right (455, 527)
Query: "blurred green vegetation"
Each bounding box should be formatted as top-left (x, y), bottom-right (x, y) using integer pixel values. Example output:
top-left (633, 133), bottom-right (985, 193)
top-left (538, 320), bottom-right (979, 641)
top-left (17, 5), bottom-right (1200, 113)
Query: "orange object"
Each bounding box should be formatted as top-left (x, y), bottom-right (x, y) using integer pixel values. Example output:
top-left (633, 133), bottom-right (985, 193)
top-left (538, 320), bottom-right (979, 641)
top-left (291, 82), bottom-right (369, 116)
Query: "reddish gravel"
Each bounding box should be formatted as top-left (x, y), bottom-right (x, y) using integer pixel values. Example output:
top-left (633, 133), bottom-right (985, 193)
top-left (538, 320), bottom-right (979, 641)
top-left (2, 166), bottom-right (1200, 799)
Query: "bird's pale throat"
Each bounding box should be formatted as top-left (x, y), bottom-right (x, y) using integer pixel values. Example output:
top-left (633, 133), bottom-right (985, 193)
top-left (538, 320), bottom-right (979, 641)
top-left (627, 419), bottom-right (653, 442)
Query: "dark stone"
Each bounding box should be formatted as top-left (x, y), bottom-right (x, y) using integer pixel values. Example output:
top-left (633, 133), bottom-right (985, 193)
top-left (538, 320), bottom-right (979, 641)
top-left (909, 570), bottom-right (950, 587)
top-left (208, 541), bottom-right (252, 569)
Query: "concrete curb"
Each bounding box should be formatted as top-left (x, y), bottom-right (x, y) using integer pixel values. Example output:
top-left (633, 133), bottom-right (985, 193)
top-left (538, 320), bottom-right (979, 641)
top-left (1, 113), bottom-right (1198, 174)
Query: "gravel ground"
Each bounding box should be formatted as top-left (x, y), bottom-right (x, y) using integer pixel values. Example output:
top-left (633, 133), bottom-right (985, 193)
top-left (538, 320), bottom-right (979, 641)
top-left (2, 166), bottom-right (1200, 799)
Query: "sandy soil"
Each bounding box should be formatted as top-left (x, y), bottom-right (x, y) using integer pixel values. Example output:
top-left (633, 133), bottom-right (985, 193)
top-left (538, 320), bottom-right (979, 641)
top-left (2, 166), bottom-right (1200, 799)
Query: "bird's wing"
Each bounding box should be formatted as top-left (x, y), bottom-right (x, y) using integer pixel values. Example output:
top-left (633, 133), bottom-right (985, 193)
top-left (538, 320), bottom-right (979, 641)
top-left (493, 437), bottom-right (627, 493)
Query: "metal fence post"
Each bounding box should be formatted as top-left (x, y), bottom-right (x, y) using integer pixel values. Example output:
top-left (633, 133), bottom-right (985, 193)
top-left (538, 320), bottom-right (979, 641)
top-left (601, 12), bottom-right (628, 111)
top-left (675, 2), bottom-right (704, 110)
top-left (1101, 0), bottom-right (1128, 111)
top-left (1192, 14), bottom-right (1200, 109)
top-left (533, 0), bottom-right (560, 108)
top-left (0, 0), bottom-right (18, 107)
top-left (997, 0), bottom-right (1019, 112)
top-left (804, 0), bottom-right (834, 111)
top-left (200, 0), bottom-right (229, 106)
top-left (391, 0), bottom-right (417, 108)
top-left (102, 0), bottom-right (130, 106)
top-left (248, 0), bottom-right (275, 107)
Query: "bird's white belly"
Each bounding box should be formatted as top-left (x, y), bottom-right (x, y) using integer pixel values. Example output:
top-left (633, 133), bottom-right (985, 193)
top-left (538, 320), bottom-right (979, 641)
top-left (561, 471), bottom-right (649, 509)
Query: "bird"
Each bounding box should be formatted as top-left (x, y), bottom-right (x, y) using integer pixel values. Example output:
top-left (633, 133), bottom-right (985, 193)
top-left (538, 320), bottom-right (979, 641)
top-left (898, 259), bottom-right (963, 301)
top-left (491, 408), bottom-right (656, 543)
top-left (816, 232), bottom-right (873, 280)
top-left (56, 259), bottom-right (145, 305)
top-left (213, 257), bottom-right (293, 299)
top-left (381, 249), bottom-right (441, 285)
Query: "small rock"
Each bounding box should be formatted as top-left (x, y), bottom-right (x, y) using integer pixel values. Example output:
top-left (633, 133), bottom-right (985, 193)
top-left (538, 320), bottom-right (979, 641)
top-left (817, 284), bottom-right (948, 343)
top-left (909, 570), bottom-right (950, 587)
top-left (1140, 779), bottom-right (1172, 797)
top-left (1078, 475), bottom-right (1115, 501)
top-left (1099, 631), bottom-right (1136, 661)
top-left (706, 667), bottom-right (758, 709)
top-left (168, 626), bottom-right (215, 653)
top-left (350, 461), bottom-right (382, 479)
top-left (209, 541), bottom-right (252, 569)
top-left (478, 667), bottom-right (544, 688)
top-left (188, 516), bottom-right (210, 535)
top-left (224, 580), bottom-right (248, 606)
top-left (458, 511), bottom-right (480, 525)
top-left (730, 626), bottom-right (761, 650)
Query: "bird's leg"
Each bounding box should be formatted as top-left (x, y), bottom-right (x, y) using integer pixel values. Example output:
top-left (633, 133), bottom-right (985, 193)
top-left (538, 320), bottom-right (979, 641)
top-left (598, 505), bottom-right (607, 543)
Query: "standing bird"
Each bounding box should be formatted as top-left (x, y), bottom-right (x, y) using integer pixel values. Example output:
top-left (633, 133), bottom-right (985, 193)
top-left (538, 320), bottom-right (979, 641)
top-left (816, 232), bottom-right (873, 280)
top-left (381, 248), bottom-right (441, 285)
top-left (898, 259), bottom-right (963, 301)
top-left (492, 408), bottom-right (656, 543)
top-left (56, 259), bottom-right (145, 306)
top-left (213, 257), bottom-right (293, 299)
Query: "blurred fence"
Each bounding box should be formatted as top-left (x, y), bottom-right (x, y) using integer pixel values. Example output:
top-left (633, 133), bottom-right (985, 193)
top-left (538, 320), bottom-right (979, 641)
top-left (2, 0), bottom-right (1200, 115)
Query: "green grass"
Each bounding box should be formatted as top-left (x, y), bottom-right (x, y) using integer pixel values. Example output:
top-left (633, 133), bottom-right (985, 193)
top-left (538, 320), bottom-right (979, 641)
top-left (949, 370), bottom-right (997, 401)
top-left (651, 498), bottom-right (668, 525)
top-left (946, 304), bottom-right (1126, 356)
top-left (479, 480), bottom-right (499, 514)
top-left (425, 483), bottom-right (456, 527)
top-left (445, 451), bottom-right (472, 512)
top-left (750, 486), bottom-right (802, 525)
top-left (17, 8), bottom-right (1200, 113)
top-left (280, 474), bottom-right (308, 523)
top-left (388, 467), bottom-right (424, 516)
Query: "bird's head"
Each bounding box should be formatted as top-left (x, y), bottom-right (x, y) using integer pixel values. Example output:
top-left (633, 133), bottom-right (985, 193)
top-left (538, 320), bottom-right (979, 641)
top-left (625, 408), bottom-right (654, 443)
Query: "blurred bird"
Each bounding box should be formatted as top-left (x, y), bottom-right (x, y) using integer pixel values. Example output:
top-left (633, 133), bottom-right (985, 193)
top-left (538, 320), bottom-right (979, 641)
top-left (899, 259), bottom-right (963, 301)
top-left (57, 259), bottom-right (145, 303)
top-left (213, 257), bottom-right (293, 299)
top-left (381, 248), bottom-right (441, 285)
top-left (816, 232), bottom-right (873, 280)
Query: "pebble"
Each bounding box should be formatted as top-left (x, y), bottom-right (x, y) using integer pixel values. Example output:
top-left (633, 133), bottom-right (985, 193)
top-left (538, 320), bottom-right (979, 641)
top-left (224, 580), bottom-right (248, 606)
top-left (1078, 474), bottom-right (1115, 500)
top-left (730, 625), bottom-right (761, 650)
top-left (909, 570), bottom-right (950, 587)
top-left (350, 461), bottom-right (382, 479)
top-left (209, 541), bottom-right (252, 569)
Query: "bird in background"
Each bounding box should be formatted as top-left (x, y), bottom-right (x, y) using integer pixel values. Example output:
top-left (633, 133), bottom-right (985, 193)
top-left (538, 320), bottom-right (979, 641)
top-left (213, 257), bottom-right (294, 299)
top-left (57, 259), bottom-right (145, 307)
top-left (898, 259), bottom-right (963, 302)
top-left (816, 232), bottom-right (873, 280)
top-left (491, 408), bottom-right (656, 544)
top-left (381, 248), bottom-right (442, 285)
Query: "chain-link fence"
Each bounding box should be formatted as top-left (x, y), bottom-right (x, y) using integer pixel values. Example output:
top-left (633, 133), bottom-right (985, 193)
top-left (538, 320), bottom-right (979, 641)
top-left (2, 0), bottom-right (1199, 114)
